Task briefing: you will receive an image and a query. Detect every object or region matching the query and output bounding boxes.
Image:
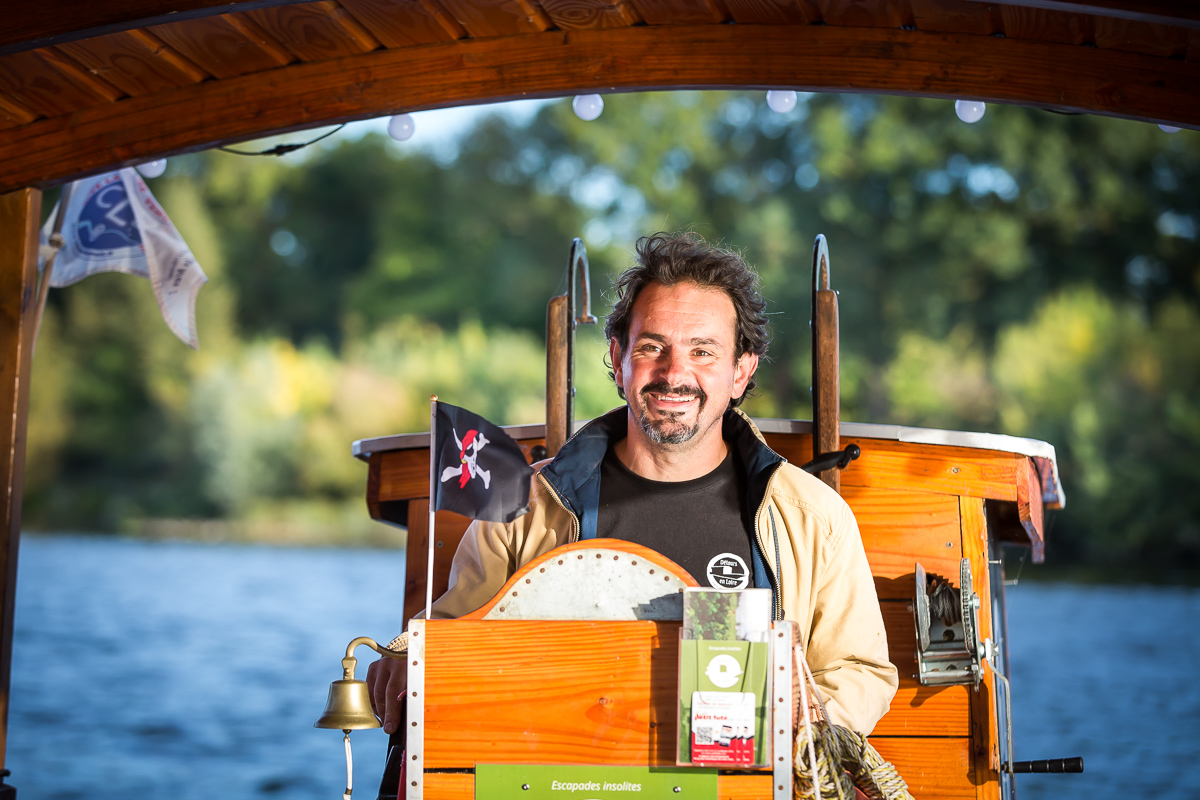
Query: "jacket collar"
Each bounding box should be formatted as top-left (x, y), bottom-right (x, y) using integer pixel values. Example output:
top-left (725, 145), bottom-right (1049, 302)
top-left (538, 405), bottom-right (785, 527)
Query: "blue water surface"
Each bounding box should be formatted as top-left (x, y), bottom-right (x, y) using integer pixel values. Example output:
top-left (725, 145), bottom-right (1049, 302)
top-left (1006, 581), bottom-right (1200, 799)
top-left (10, 534), bottom-right (407, 799)
top-left (8, 534), bottom-right (1200, 798)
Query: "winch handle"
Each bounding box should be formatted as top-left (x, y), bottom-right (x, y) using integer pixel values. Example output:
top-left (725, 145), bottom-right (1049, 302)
top-left (1003, 757), bottom-right (1084, 774)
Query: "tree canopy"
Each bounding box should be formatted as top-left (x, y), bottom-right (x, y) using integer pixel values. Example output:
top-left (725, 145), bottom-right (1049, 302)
top-left (25, 91), bottom-right (1200, 568)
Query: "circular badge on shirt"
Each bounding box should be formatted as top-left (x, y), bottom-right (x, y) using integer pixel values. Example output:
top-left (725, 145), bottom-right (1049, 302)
top-left (706, 553), bottom-right (750, 590)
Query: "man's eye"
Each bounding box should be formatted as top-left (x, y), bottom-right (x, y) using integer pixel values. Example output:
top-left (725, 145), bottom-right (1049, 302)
top-left (694, 349), bottom-right (713, 357)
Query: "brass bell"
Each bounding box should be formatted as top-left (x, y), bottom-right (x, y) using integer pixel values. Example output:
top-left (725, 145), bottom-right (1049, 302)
top-left (314, 678), bottom-right (381, 730)
top-left (315, 637), bottom-right (408, 730)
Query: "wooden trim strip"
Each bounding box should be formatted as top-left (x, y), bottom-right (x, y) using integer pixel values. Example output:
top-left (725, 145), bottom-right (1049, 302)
top-left (2, 23), bottom-right (1198, 191)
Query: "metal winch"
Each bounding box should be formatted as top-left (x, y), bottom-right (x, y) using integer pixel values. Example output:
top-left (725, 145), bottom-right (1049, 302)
top-left (911, 558), bottom-right (993, 687)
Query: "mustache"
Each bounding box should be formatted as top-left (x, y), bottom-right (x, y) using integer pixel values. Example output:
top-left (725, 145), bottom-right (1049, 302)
top-left (640, 381), bottom-right (706, 402)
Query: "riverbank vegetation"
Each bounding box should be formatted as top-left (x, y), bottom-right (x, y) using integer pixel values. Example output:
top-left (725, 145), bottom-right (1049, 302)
top-left (23, 92), bottom-right (1200, 569)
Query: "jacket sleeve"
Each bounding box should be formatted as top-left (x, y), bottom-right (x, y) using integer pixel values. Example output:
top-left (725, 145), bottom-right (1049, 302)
top-left (805, 499), bottom-right (899, 735)
top-left (424, 517), bottom-right (518, 619)
top-left (420, 470), bottom-right (567, 620)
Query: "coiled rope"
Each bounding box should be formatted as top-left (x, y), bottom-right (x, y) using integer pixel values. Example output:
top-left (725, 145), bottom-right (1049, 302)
top-left (792, 633), bottom-right (914, 800)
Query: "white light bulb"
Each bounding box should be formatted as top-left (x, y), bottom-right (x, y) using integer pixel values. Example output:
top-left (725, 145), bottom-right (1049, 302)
top-left (136, 159), bottom-right (167, 178)
top-left (955, 100), bottom-right (986, 124)
top-left (1159, 124), bottom-right (1181, 134)
top-left (572, 94), bottom-right (604, 122)
top-left (387, 114), bottom-right (415, 141)
top-left (766, 90), bottom-right (798, 114)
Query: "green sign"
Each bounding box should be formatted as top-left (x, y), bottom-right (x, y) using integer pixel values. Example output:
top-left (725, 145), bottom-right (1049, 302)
top-left (475, 764), bottom-right (717, 800)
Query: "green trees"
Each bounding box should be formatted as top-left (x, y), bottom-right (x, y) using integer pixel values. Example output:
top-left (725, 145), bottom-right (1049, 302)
top-left (23, 92), bottom-right (1200, 567)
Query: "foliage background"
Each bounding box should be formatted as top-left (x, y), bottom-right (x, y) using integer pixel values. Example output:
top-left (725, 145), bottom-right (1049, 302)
top-left (24, 92), bottom-right (1200, 569)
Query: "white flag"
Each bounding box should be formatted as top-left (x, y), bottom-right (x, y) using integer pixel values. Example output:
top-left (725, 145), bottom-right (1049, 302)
top-left (39, 169), bottom-right (208, 348)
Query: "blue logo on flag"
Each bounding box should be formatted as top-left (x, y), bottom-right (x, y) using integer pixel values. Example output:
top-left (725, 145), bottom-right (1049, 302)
top-left (76, 181), bottom-right (141, 254)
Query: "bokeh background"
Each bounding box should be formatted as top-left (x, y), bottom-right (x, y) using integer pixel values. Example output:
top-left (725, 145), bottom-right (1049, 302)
top-left (10, 91), bottom-right (1200, 799)
top-left (23, 91), bottom-right (1200, 571)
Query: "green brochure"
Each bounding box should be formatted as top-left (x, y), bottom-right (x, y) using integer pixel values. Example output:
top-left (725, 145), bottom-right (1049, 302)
top-left (677, 588), bottom-right (772, 767)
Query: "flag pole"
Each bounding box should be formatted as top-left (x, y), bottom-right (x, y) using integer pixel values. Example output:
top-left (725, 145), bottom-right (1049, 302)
top-left (426, 395), bottom-right (438, 621)
top-left (32, 181), bottom-right (76, 357)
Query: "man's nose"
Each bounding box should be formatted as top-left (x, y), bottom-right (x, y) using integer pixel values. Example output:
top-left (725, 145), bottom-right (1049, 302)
top-left (657, 347), bottom-right (690, 386)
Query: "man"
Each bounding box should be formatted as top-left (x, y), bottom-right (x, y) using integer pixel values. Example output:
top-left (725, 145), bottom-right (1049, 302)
top-left (368, 231), bottom-right (897, 735)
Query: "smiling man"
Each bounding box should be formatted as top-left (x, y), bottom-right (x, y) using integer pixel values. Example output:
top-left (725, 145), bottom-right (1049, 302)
top-left (368, 232), bottom-right (897, 736)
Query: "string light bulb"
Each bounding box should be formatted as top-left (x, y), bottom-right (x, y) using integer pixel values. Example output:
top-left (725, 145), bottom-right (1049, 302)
top-left (955, 100), bottom-right (986, 124)
top-left (136, 159), bottom-right (167, 178)
top-left (766, 90), bottom-right (798, 114)
top-left (572, 94), bottom-right (604, 121)
top-left (387, 114), bottom-right (415, 141)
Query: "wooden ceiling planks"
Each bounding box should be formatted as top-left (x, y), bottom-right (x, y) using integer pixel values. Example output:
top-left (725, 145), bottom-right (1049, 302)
top-left (0, 51), bottom-right (117, 118)
top-left (0, 0), bottom-right (1196, 191)
top-left (538, 0), bottom-right (644, 30)
top-left (816, 0), bottom-right (914, 29)
top-left (55, 30), bottom-right (210, 98)
top-left (244, 2), bottom-right (383, 60)
top-left (434, 0), bottom-right (546, 37)
top-left (0, 95), bottom-right (38, 130)
top-left (0, 1), bottom-right (309, 57)
top-left (722, 0), bottom-right (813, 26)
top-left (0, 20), bottom-right (1196, 194)
top-left (149, 15), bottom-right (296, 78)
top-left (338, 0), bottom-right (463, 46)
top-left (909, 0), bottom-right (1001, 35)
top-left (627, 0), bottom-right (725, 26)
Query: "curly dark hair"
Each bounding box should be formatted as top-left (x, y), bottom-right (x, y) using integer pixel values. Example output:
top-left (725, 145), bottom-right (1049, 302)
top-left (604, 231), bottom-right (770, 407)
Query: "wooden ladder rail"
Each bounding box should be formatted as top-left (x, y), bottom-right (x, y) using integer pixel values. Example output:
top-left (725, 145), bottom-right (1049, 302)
top-left (811, 234), bottom-right (841, 492)
top-left (545, 237), bottom-right (597, 457)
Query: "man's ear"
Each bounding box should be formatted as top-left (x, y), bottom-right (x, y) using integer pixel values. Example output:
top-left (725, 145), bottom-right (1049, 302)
top-left (733, 351), bottom-right (758, 399)
top-left (609, 337), bottom-right (624, 386)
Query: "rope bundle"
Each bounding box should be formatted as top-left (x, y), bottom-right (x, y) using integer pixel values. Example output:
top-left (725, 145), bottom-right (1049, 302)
top-left (790, 626), bottom-right (914, 800)
top-left (793, 722), bottom-right (914, 800)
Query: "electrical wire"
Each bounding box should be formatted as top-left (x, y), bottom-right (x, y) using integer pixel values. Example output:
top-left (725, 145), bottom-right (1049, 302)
top-left (217, 124), bottom-right (347, 157)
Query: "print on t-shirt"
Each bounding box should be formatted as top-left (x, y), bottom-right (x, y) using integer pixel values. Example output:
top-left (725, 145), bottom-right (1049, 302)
top-left (706, 553), bottom-right (750, 590)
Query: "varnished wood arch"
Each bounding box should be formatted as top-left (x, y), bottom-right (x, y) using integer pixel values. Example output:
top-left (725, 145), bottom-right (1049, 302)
top-left (0, 21), bottom-right (1197, 194)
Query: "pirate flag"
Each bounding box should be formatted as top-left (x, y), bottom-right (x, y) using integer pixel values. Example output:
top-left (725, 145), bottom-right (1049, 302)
top-left (433, 402), bottom-right (534, 523)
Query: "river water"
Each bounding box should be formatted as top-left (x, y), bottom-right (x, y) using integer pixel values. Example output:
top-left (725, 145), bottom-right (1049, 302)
top-left (7, 534), bottom-right (1200, 799)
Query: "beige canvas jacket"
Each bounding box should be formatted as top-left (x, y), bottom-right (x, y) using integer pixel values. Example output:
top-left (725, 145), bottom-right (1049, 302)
top-left (423, 408), bottom-right (898, 735)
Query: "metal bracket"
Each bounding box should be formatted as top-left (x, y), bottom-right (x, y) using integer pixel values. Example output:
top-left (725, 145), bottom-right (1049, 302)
top-left (405, 619), bottom-right (425, 800)
top-left (771, 621), bottom-right (794, 800)
top-left (912, 559), bottom-right (990, 687)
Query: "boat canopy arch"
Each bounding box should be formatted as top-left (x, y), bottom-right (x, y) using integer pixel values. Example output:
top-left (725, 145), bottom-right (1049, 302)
top-left (0, 0), bottom-right (1196, 193)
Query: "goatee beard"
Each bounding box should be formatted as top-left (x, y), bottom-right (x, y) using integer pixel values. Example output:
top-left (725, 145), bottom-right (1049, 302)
top-left (637, 381), bottom-right (706, 445)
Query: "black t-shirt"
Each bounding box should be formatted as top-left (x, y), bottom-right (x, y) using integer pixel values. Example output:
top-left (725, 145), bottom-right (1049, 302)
top-left (596, 445), bottom-right (757, 589)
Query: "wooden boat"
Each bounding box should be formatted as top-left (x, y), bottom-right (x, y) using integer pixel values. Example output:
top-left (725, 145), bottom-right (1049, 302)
top-left (348, 237), bottom-right (1069, 799)
top-left (356, 409), bottom-right (1064, 800)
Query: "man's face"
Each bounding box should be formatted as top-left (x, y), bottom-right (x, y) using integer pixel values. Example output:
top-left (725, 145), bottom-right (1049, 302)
top-left (610, 281), bottom-right (757, 449)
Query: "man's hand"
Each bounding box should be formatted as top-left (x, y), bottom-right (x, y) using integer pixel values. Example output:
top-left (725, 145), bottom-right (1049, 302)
top-left (366, 656), bottom-right (409, 734)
